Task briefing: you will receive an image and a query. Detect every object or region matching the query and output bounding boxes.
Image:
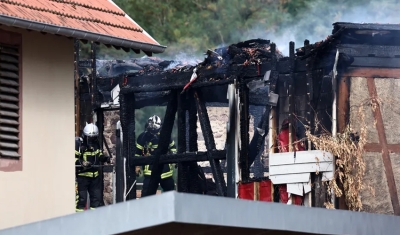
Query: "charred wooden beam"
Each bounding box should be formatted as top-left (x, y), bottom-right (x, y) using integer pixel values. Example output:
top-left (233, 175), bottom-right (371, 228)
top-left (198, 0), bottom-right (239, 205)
top-left (120, 63), bottom-right (278, 94)
top-left (125, 93), bottom-right (136, 200)
top-left (186, 90), bottom-right (205, 194)
top-left (269, 43), bottom-right (280, 159)
top-left (338, 44), bottom-right (400, 58)
top-left (130, 150), bottom-right (226, 166)
top-left (350, 57), bottom-right (400, 68)
top-left (188, 90), bottom-right (198, 153)
top-left (97, 109), bottom-right (105, 205)
top-left (239, 79), bottom-right (250, 181)
top-left (333, 22), bottom-right (400, 32)
top-left (132, 86), bottom-right (268, 107)
top-left (121, 65), bottom-right (234, 93)
top-left (119, 60), bottom-right (328, 95)
top-left (304, 39), bottom-right (314, 150)
top-left (288, 41), bottom-right (295, 152)
top-left (177, 92), bottom-right (189, 193)
top-left (115, 123), bottom-right (124, 203)
top-left (142, 91), bottom-right (178, 197)
top-left (194, 90), bottom-right (227, 196)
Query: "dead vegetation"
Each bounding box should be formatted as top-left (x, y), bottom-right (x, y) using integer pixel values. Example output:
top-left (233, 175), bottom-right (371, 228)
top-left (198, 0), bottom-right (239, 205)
top-left (305, 100), bottom-right (375, 211)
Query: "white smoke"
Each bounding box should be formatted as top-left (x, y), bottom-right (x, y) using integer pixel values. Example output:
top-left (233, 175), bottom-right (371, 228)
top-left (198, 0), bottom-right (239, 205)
top-left (161, 51), bottom-right (204, 70)
top-left (237, 0), bottom-right (400, 56)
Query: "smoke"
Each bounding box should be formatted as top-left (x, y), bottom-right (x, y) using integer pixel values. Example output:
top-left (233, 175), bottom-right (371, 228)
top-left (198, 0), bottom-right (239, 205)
top-left (233, 0), bottom-right (400, 56)
top-left (161, 51), bottom-right (203, 70)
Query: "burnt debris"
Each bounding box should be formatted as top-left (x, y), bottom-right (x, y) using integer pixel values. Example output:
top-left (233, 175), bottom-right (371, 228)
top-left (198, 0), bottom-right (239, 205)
top-left (77, 22), bottom-right (400, 202)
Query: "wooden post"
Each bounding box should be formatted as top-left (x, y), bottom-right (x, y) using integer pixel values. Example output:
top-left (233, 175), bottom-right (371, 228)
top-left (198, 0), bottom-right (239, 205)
top-left (194, 90), bottom-right (227, 196)
top-left (288, 41), bottom-right (295, 152)
top-left (304, 39), bottom-right (313, 150)
top-left (142, 92), bottom-right (178, 196)
top-left (177, 93), bottom-right (189, 193)
top-left (239, 81), bottom-right (250, 182)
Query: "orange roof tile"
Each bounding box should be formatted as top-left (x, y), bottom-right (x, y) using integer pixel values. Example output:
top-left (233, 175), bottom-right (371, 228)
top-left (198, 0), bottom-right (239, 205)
top-left (0, 0), bottom-right (166, 53)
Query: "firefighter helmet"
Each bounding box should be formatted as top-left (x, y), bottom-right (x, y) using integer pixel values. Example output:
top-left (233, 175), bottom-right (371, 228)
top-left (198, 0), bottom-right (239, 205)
top-left (83, 123), bottom-right (99, 137)
top-left (147, 115), bottom-right (162, 132)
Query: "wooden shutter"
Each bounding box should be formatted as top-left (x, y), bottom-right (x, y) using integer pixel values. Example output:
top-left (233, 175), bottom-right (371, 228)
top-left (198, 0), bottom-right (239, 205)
top-left (0, 44), bottom-right (20, 158)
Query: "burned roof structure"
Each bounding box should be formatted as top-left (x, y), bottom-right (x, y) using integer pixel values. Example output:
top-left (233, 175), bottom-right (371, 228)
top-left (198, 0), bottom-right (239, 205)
top-left (75, 22), bottom-right (400, 215)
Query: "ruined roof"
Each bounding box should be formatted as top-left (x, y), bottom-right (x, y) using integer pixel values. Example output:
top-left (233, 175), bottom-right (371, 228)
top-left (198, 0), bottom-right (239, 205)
top-left (332, 22), bottom-right (400, 46)
top-left (0, 0), bottom-right (166, 53)
top-left (1, 191), bottom-right (399, 235)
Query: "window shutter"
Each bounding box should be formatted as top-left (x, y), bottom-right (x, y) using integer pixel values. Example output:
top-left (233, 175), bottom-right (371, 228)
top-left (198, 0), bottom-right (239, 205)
top-left (0, 44), bottom-right (20, 158)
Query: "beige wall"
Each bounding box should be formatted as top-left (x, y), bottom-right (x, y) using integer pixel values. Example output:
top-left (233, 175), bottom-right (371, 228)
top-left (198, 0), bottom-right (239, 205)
top-left (0, 27), bottom-right (75, 229)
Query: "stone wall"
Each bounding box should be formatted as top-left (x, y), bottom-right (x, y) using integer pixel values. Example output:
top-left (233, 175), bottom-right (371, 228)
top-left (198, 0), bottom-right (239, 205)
top-left (102, 110), bottom-right (120, 205)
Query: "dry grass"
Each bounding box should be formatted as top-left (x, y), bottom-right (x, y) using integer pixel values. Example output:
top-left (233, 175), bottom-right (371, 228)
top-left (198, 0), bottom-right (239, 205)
top-left (305, 100), bottom-right (373, 211)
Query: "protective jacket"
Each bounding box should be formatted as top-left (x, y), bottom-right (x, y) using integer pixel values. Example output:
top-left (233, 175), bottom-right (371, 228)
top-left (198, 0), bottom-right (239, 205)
top-left (135, 131), bottom-right (177, 179)
top-left (75, 137), bottom-right (105, 178)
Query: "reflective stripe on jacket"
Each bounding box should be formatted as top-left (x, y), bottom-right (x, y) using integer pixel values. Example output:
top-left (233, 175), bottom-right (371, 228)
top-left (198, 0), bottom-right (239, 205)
top-left (135, 131), bottom-right (177, 178)
top-left (75, 137), bottom-right (104, 177)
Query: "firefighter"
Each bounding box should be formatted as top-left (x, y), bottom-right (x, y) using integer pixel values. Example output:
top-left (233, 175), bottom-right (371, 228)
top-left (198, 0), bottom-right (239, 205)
top-left (75, 123), bottom-right (110, 212)
top-left (277, 119), bottom-right (305, 205)
top-left (135, 115), bottom-right (177, 197)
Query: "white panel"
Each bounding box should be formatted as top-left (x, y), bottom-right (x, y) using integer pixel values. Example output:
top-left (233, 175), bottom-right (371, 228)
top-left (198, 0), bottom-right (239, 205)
top-left (111, 84), bottom-right (120, 105)
top-left (322, 171), bottom-right (334, 181)
top-left (304, 192), bottom-right (312, 207)
top-left (287, 183), bottom-right (303, 196)
top-left (269, 173), bottom-right (310, 184)
top-left (269, 150), bottom-right (333, 166)
top-left (303, 182), bottom-right (312, 194)
top-left (269, 162), bottom-right (333, 175)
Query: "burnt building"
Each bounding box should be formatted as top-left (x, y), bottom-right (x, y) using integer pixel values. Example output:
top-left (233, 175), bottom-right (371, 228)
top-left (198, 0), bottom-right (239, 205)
top-left (76, 22), bottom-right (400, 215)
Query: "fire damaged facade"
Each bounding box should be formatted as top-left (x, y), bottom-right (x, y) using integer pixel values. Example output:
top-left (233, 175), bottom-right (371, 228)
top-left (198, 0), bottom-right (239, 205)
top-left (74, 22), bottom-right (400, 217)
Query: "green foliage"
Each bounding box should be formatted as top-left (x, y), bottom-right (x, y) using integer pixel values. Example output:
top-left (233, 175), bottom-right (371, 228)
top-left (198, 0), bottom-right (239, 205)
top-left (134, 106), bottom-right (178, 143)
top-left (111, 0), bottom-right (400, 57)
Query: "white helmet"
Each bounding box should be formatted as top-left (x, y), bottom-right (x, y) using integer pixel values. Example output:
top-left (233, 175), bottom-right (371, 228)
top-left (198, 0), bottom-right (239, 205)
top-left (83, 122), bottom-right (99, 137)
top-left (147, 115), bottom-right (162, 132)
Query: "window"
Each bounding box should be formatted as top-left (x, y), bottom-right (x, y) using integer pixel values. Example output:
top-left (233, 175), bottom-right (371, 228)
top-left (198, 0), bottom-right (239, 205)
top-left (0, 29), bottom-right (21, 160)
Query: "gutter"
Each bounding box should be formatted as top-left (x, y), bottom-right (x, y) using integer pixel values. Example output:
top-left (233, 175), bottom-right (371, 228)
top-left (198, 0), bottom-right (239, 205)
top-left (0, 14), bottom-right (167, 54)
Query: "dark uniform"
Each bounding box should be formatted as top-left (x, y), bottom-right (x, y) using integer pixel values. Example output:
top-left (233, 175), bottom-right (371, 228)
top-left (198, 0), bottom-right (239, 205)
top-left (75, 137), bottom-right (108, 211)
top-left (135, 131), bottom-right (177, 196)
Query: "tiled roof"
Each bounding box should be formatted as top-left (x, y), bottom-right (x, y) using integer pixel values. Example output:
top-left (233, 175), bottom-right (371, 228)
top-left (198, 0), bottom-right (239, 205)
top-left (0, 0), bottom-right (166, 53)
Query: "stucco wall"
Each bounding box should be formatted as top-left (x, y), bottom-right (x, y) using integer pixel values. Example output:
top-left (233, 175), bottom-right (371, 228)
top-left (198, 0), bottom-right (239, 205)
top-left (349, 76), bottom-right (400, 214)
top-left (0, 27), bottom-right (74, 229)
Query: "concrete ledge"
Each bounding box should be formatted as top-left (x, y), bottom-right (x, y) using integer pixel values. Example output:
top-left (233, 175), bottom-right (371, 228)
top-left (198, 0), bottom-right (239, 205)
top-left (0, 191), bottom-right (399, 235)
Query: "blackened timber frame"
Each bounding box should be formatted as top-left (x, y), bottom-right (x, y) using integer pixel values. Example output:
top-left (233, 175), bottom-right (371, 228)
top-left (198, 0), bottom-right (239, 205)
top-left (120, 93), bottom-right (137, 200)
top-left (194, 90), bottom-right (227, 196)
top-left (118, 49), bottom-right (279, 198)
top-left (177, 92), bottom-right (189, 193)
top-left (142, 91), bottom-right (178, 196)
top-left (239, 79), bottom-right (250, 182)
